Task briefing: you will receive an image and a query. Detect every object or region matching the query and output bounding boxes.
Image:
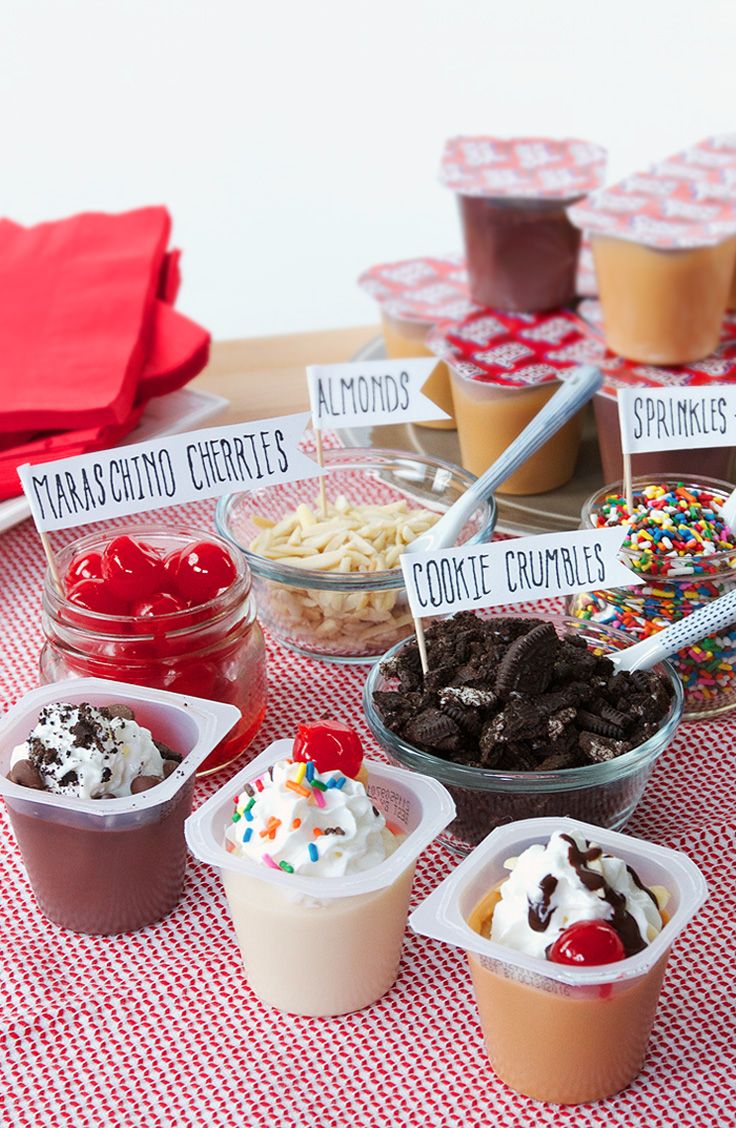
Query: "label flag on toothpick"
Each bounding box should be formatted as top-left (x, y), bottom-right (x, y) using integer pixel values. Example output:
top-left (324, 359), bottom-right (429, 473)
top-left (306, 359), bottom-right (451, 429)
top-left (17, 412), bottom-right (323, 532)
top-left (618, 386), bottom-right (736, 455)
top-left (400, 527), bottom-right (641, 619)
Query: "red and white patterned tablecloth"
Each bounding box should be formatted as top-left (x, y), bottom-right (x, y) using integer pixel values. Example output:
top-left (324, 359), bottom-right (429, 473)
top-left (1, 500), bottom-right (735, 1128)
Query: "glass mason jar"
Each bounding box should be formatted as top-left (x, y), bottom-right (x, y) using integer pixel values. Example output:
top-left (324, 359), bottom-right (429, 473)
top-left (40, 526), bottom-right (267, 774)
top-left (569, 476), bottom-right (736, 720)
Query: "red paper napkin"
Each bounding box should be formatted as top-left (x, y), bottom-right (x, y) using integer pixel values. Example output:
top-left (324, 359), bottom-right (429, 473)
top-left (0, 207), bottom-right (170, 433)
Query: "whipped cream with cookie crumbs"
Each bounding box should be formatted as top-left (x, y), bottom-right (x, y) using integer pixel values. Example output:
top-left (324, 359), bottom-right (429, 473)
top-left (490, 831), bottom-right (664, 960)
top-left (225, 758), bottom-right (398, 876)
top-left (8, 703), bottom-right (171, 798)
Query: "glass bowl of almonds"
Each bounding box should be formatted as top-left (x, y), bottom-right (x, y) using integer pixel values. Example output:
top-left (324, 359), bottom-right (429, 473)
top-left (215, 447), bottom-right (496, 663)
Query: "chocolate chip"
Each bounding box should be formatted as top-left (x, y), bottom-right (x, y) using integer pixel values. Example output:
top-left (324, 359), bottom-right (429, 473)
top-left (130, 775), bottom-right (163, 793)
top-left (7, 760), bottom-right (44, 789)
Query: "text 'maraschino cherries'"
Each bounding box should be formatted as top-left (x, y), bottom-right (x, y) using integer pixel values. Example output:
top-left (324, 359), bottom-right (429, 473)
top-left (64, 535), bottom-right (237, 617)
top-left (293, 719), bottom-right (364, 779)
top-left (548, 919), bottom-right (626, 966)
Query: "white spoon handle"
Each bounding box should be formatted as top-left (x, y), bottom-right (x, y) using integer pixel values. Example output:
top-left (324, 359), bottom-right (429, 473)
top-left (613, 587), bottom-right (736, 672)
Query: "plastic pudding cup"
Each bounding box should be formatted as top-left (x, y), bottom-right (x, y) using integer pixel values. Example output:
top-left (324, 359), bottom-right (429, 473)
top-left (591, 232), bottom-right (736, 364)
top-left (0, 678), bottom-right (240, 935)
top-left (185, 739), bottom-right (455, 1016)
top-left (380, 312), bottom-right (455, 430)
top-left (458, 195), bottom-right (582, 312)
top-left (592, 391), bottom-right (736, 483)
top-left (410, 816), bottom-right (707, 1104)
top-left (363, 612), bottom-right (683, 855)
top-left (448, 366), bottom-right (583, 494)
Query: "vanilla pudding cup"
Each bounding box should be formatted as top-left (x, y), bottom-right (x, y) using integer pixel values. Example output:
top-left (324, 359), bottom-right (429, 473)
top-left (448, 367), bottom-right (583, 494)
top-left (410, 817), bottom-right (707, 1105)
top-left (590, 233), bottom-right (736, 365)
top-left (380, 312), bottom-right (455, 429)
top-left (185, 739), bottom-right (455, 1016)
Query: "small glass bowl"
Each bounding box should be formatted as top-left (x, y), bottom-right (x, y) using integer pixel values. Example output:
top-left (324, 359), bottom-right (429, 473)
top-left (216, 447), bottom-right (496, 664)
top-left (363, 613), bottom-right (683, 855)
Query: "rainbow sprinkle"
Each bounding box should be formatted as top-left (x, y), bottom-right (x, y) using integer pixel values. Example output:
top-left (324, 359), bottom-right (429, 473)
top-left (308, 842), bottom-right (319, 863)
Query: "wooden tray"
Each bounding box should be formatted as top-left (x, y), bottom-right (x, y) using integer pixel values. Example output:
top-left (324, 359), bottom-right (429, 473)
top-left (342, 337), bottom-right (605, 536)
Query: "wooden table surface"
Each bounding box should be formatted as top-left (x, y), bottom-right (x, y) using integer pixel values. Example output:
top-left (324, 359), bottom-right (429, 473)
top-left (192, 325), bottom-right (378, 424)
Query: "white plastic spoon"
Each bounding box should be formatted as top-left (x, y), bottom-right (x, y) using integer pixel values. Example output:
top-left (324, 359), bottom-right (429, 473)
top-left (611, 586), bottom-right (736, 672)
top-left (406, 364), bottom-right (603, 554)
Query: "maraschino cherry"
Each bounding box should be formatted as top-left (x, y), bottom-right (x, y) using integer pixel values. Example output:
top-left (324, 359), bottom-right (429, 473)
top-left (66, 550), bottom-right (103, 585)
top-left (100, 535), bottom-right (164, 601)
top-left (293, 719), bottom-right (364, 778)
top-left (132, 592), bottom-right (186, 617)
top-left (168, 541), bottom-right (237, 604)
top-left (548, 920), bottom-right (626, 966)
top-left (67, 578), bottom-right (127, 616)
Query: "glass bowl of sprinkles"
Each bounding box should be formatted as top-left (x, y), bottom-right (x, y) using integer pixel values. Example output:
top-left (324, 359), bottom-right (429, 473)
top-left (572, 475), bottom-right (736, 719)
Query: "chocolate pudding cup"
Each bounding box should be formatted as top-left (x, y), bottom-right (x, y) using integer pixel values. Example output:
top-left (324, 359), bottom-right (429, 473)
top-left (410, 817), bottom-right (708, 1104)
top-left (593, 390), bottom-right (736, 483)
top-left (459, 196), bottom-right (582, 312)
top-left (0, 679), bottom-right (239, 934)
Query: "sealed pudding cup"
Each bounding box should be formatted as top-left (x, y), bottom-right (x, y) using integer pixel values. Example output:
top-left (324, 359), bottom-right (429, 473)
top-left (0, 678), bottom-right (239, 934)
top-left (358, 255), bottom-right (480, 429)
top-left (569, 141), bottom-right (736, 364)
top-left (589, 233), bottom-right (736, 365)
top-left (439, 137), bottom-right (606, 311)
top-left (185, 739), bottom-right (455, 1016)
top-left (410, 817), bottom-right (707, 1105)
top-left (429, 309), bottom-right (595, 494)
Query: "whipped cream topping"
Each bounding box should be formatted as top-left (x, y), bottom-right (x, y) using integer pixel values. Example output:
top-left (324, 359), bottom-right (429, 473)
top-left (224, 758), bottom-right (397, 876)
top-left (490, 831), bottom-right (663, 960)
top-left (10, 703), bottom-right (167, 799)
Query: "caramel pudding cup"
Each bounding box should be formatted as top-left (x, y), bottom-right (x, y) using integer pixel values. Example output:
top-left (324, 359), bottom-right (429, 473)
top-left (380, 312), bottom-right (455, 429)
top-left (410, 817), bottom-right (707, 1105)
top-left (448, 367), bottom-right (583, 494)
top-left (185, 740), bottom-right (455, 1017)
top-left (591, 233), bottom-right (736, 365)
top-left (592, 390), bottom-right (736, 483)
top-left (0, 679), bottom-right (239, 935)
top-left (458, 196), bottom-right (582, 312)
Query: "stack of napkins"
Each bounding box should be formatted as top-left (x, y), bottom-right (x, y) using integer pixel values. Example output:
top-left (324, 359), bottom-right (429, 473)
top-left (0, 207), bottom-right (210, 499)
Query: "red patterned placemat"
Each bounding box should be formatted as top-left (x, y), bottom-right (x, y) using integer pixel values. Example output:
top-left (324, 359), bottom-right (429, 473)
top-left (1, 500), bottom-right (735, 1128)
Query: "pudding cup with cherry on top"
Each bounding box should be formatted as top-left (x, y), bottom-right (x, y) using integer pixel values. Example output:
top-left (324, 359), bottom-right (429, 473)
top-left (410, 817), bottom-right (707, 1105)
top-left (185, 718), bottom-right (455, 1016)
top-left (40, 527), bottom-right (267, 775)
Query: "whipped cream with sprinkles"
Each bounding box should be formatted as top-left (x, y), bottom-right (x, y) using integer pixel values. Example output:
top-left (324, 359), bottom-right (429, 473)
top-left (224, 759), bottom-right (397, 876)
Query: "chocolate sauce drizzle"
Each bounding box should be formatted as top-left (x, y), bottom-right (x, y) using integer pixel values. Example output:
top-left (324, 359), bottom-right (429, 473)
top-left (528, 874), bottom-right (558, 932)
top-left (528, 833), bottom-right (652, 958)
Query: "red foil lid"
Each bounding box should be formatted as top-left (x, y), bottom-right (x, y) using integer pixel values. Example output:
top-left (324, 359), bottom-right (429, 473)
top-left (357, 255), bottom-right (479, 323)
top-left (439, 137), bottom-right (607, 200)
top-left (569, 135), bottom-right (736, 248)
top-left (575, 302), bottom-right (736, 396)
top-left (576, 237), bottom-right (598, 297)
top-left (427, 308), bottom-right (595, 387)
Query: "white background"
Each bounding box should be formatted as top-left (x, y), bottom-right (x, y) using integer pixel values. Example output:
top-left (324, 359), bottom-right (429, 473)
top-left (3, 0), bottom-right (736, 340)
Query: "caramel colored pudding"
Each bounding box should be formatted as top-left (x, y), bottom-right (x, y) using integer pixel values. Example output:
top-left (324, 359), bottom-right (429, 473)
top-left (592, 233), bottom-right (736, 364)
top-left (222, 863), bottom-right (415, 1016)
top-left (380, 313), bottom-right (455, 430)
top-left (449, 370), bottom-right (582, 494)
top-left (459, 196), bottom-right (581, 312)
top-left (466, 887), bottom-right (669, 1104)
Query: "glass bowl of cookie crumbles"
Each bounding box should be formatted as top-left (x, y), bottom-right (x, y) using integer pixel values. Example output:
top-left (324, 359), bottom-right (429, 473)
top-left (215, 448), bottom-right (496, 663)
top-left (363, 611), bottom-right (683, 855)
